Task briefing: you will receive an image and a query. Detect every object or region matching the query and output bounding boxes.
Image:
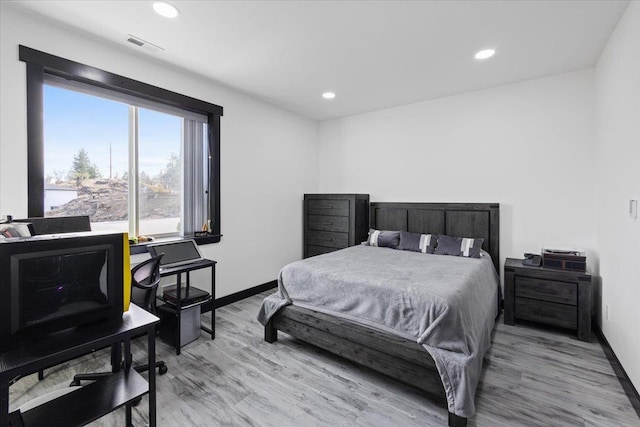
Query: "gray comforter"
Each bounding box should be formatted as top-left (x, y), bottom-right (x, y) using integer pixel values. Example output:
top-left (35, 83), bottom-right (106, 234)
top-left (257, 245), bottom-right (499, 418)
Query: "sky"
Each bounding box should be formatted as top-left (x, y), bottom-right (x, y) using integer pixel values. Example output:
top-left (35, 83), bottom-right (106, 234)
top-left (44, 85), bottom-right (182, 181)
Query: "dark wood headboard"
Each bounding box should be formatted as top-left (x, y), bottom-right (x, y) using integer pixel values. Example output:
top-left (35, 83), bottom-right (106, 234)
top-left (370, 202), bottom-right (500, 273)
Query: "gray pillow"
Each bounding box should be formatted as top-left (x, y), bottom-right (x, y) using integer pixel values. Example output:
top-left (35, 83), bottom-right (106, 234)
top-left (366, 229), bottom-right (400, 249)
top-left (434, 235), bottom-right (484, 258)
top-left (399, 231), bottom-right (437, 254)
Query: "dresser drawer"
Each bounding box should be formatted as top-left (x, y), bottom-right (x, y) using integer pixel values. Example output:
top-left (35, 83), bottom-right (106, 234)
top-left (306, 245), bottom-right (340, 257)
top-left (307, 199), bottom-right (350, 216)
top-left (306, 230), bottom-right (349, 248)
top-left (304, 194), bottom-right (369, 259)
top-left (515, 298), bottom-right (577, 329)
top-left (515, 276), bottom-right (577, 305)
top-left (308, 215), bottom-right (350, 232)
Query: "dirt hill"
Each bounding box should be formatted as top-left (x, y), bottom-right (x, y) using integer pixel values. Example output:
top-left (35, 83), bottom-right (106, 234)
top-left (47, 179), bottom-right (179, 222)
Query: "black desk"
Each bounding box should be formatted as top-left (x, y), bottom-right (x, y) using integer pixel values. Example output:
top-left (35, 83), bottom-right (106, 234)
top-left (158, 258), bottom-right (216, 355)
top-left (0, 304), bottom-right (158, 427)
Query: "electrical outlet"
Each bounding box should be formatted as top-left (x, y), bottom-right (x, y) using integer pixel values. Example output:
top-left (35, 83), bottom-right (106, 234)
top-left (605, 304), bottom-right (611, 321)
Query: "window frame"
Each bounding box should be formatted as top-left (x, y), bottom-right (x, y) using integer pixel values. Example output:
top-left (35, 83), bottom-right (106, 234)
top-left (20, 45), bottom-right (223, 244)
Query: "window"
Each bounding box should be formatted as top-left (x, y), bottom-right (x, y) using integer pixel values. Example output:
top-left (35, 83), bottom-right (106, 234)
top-left (20, 46), bottom-right (222, 243)
top-left (43, 80), bottom-right (207, 237)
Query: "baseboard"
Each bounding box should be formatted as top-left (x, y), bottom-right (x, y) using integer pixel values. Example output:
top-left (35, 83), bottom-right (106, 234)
top-left (200, 280), bottom-right (277, 313)
top-left (595, 327), bottom-right (640, 419)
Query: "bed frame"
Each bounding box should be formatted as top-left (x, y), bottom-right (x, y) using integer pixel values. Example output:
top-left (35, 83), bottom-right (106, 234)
top-left (265, 202), bottom-right (500, 427)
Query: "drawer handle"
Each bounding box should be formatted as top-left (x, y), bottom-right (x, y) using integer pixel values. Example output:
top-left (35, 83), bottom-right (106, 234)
top-left (319, 206), bottom-right (333, 209)
top-left (322, 222), bottom-right (333, 226)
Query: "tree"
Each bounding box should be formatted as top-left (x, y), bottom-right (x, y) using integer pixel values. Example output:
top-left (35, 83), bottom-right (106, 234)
top-left (157, 153), bottom-right (180, 191)
top-left (46, 169), bottom-right (66, 184)
top-left (53, 169), bottom-right (66, 184)
top-left (139, 171), bottom-right (154, 187)
top-left (67, 148), bottom-right (102, 183)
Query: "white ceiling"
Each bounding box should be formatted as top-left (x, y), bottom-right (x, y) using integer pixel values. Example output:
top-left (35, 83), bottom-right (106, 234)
top-left (8, 0), bottom-right (629, 121)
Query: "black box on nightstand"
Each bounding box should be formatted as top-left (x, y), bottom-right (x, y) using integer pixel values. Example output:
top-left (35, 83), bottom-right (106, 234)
top-left (542, 249), bottom-right (587, 272)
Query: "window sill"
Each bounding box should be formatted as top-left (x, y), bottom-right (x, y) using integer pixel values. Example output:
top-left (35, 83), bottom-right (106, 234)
top-left (129, 234), bottom-right (222, 255)
top-left (192, 234), bottom-right (222, 245)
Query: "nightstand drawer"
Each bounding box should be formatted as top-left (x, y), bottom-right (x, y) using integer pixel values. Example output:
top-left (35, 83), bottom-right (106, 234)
top-left (515, 298), bottom-right (577, 329)
top-left (306, 245), bottom-right (340, 257)
top-left (307, 199), bottom-right (350, 216)
top-left (515, 276), bottom-right (577, 305)
top-left (306, 230), bottom-right (349, 248)
top-left (308, 215), bottom-right (350, 232)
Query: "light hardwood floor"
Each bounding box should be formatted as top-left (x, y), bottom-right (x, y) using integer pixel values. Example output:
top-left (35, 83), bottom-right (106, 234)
top-left (9, 292), bottom-right (639, 426)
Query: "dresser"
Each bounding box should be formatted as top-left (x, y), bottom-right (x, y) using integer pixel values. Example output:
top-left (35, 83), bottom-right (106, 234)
top-left (304, 194), bottom-right (369, 258)
top-left (504, 258), bottom-right (592, 342)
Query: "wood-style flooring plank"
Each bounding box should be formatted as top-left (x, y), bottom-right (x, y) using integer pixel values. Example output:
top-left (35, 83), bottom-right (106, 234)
top-left (8, 291), bottom-right (639, 426)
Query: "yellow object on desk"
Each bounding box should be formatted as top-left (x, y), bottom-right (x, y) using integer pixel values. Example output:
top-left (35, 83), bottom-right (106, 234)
top-left (123, 233), bottom-right (131, 311)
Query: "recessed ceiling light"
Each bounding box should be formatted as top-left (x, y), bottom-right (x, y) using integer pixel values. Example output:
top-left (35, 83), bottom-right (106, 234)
top-left (153, 2), bottom-right (179, 18)
top-left (474, 49), bottom-right (496, 60)
top-left (322, 92), bottom-right (336, 99)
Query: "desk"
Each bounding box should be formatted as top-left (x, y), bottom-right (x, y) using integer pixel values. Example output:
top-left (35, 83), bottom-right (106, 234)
top-left (0, 304), bottom-right (158, 427)
top-left (158, 258), bottom-right (216, 355)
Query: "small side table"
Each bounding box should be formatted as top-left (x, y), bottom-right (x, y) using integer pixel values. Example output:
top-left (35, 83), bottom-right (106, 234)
top-left (157, 258), bottom-right (216, 355)
top-left (504, 258), bottom-right (592, 342)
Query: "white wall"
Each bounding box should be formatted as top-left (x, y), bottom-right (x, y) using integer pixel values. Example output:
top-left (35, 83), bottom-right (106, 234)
top-left (594, 2), bottom-right (640, 390)
top-left (2, 4), bottom-right (637, 393)
top-left (318, 70), bottom-right (597, 279)
top-left (0, 6), bottom-right (319, 298)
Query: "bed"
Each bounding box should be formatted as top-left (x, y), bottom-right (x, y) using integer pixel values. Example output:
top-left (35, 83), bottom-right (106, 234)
top-left (258, 202), bottom-right (500, 427)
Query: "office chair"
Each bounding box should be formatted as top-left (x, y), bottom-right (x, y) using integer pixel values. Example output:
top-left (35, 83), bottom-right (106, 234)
top-left (13, 215), bottom-right (91, 235)
top-left (70, 254), bottom-right (168, 387)
top-left (129, 254), bottom-right (168, 375)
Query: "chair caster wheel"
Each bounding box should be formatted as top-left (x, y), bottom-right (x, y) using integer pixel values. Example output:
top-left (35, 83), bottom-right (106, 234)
top-left (159, 365), bottom-right (168, 375)
top-left (132, 396), bottom-right (143, 406)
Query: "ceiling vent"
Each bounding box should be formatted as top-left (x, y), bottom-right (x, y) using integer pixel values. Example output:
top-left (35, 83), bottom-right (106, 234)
top-left (126, 34), bottom-right (165, 53)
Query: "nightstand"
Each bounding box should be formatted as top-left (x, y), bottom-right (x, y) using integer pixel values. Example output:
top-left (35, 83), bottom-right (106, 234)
top-left (504, 258), bottom-right (592, 342)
